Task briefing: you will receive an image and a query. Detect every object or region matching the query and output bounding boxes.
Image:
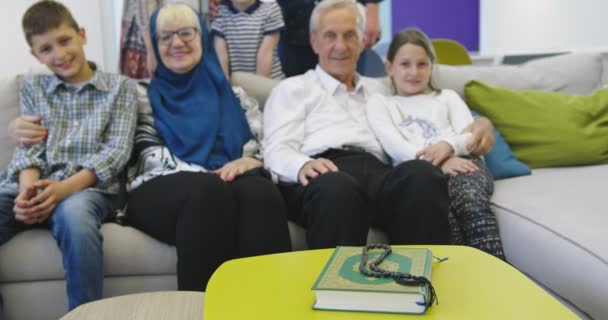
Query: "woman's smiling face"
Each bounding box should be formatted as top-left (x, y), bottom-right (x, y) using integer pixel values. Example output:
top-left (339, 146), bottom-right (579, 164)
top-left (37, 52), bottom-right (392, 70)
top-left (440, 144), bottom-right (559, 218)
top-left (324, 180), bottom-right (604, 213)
top-left (156, 19), bottom-right (202, 74)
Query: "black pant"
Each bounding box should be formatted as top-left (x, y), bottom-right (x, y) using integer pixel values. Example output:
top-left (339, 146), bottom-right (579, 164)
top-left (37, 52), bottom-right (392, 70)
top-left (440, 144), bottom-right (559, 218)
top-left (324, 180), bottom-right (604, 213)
top-left (280, 149), bottom-right (451, 249)
top-left (280, 43), bottom-right (318, 77)
top-left (126, 170), bottom-right (291, 291)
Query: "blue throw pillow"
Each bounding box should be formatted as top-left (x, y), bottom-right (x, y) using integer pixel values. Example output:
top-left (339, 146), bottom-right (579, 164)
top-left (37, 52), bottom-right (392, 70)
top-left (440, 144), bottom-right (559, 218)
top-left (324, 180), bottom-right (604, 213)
top-left (471, 111), bottom-right (531, 180)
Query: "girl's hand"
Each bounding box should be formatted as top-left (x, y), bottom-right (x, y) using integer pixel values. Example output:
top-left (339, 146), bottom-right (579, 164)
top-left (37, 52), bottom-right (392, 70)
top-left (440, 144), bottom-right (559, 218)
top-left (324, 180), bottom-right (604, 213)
top-left (213, 157), bottom-right (263, 182)
top-left (441, 157), bottom-right (479, 176)
top-left (416, 141), bottom-right (454, 166)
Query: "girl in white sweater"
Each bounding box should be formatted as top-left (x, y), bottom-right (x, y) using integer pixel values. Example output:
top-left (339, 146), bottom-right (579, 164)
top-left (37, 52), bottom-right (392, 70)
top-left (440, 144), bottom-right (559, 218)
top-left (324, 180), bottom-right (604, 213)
top-left (366, 28), bottom-right (505, 259)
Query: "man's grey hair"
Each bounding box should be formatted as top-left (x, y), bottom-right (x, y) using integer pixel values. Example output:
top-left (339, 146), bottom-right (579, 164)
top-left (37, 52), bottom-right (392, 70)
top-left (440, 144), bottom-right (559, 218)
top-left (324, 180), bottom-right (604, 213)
top-left (310, 0), bottom-right (366, 40)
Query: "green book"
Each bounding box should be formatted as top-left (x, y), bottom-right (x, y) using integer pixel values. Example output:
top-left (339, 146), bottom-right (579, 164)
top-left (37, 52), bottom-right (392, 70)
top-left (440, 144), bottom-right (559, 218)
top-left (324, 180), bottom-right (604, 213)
top-left (312, 246), bottom-right (433, 314)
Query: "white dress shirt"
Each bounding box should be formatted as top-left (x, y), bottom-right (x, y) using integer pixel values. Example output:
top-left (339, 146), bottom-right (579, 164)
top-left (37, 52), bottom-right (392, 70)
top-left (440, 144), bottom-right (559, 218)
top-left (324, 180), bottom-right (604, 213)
top-left (263, 66), bottom-right (390, 183)
top-left (366, 89), bottom-right (474, 165)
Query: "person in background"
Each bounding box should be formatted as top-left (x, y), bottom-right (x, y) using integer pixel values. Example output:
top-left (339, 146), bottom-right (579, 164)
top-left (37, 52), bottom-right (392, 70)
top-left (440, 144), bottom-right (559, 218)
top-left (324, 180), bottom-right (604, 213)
top-left (365, 28), bottom-right (505, 259)
top-left (276, 0), bottom-right (382, 76)
top-left (0, 1), bottom-right (137, 316)
top-left (212, 0), bottom-right (285, 79)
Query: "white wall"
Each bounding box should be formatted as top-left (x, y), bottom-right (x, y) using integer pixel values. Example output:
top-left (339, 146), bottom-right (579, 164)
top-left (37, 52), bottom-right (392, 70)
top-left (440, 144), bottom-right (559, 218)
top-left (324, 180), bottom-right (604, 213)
top-left (0, 1), bottom-right (106, 75)
top-left (480, 0), bottom-right (608, 54)
top-left (101, 0), bottom-right (123, 73)
top-left (6, 1), bottom-right (608, 75)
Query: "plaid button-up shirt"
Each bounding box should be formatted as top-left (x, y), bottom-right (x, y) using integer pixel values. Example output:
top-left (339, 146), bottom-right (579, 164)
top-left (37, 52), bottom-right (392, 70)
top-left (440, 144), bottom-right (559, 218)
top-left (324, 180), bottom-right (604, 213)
top-left (0, 69), bottom-right (137, 195)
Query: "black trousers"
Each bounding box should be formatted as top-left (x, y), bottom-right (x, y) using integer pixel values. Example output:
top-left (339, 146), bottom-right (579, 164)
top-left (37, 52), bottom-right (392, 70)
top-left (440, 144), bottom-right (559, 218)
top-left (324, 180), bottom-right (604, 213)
top-left (126, 170), bottom-right (291, 291)
top-left (280, 149), bottom-right (451, 249)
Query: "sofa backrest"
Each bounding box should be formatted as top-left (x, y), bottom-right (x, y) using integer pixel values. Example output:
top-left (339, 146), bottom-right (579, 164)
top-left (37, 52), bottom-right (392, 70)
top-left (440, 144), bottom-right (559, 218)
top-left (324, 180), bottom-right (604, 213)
top-left (0, 75), bottom-right (20, 169)
top-left (434, 51), bottom-right (607, 98)
top-left (231, 51), bottom-right (607, 108)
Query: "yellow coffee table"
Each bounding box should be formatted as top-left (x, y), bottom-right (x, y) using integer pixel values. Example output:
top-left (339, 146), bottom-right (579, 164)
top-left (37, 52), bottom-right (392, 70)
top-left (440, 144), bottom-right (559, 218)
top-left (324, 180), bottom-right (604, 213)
top-left (204, 245), bottom-right (578, 319)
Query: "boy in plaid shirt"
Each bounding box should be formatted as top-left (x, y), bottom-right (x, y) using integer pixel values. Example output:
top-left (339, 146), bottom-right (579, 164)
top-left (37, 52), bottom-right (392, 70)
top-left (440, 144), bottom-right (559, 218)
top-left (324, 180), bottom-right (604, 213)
top-left (0, 1), bottom-right (136, 317)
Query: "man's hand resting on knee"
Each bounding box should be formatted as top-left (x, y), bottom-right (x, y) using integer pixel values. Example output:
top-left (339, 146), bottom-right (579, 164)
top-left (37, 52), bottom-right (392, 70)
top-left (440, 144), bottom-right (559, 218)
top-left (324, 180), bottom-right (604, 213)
top-left (298, 158), bottom-right (338, 186)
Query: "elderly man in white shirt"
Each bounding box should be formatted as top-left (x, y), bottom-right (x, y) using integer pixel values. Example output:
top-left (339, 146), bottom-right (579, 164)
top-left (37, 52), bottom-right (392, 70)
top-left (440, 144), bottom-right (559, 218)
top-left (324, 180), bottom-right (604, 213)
top-left (264, 0), bottom-right (495, 248)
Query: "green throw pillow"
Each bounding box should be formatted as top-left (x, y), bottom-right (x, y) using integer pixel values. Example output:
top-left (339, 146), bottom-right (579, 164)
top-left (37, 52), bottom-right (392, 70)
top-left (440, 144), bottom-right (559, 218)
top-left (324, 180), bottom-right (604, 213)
top-left (464, 80), bottom-right (608, 168)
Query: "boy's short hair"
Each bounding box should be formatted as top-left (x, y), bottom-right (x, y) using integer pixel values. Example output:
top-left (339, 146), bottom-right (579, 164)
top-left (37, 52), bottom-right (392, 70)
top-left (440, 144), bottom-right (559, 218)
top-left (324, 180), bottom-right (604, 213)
top-left (22, 0), bottom-right (79, 46)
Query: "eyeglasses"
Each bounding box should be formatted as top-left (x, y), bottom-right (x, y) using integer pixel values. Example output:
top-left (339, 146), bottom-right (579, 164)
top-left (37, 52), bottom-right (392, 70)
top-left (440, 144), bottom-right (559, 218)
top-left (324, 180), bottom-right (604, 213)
top-left (156, 27), bottom-right (199, 45)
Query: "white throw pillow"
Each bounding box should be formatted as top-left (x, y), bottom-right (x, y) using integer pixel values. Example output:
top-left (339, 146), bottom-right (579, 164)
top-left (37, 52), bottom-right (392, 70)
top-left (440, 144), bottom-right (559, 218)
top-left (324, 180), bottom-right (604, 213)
top-left (523, 51), bottom-right (605, 94)
top-left (433, 52), bottom-right (605, 98)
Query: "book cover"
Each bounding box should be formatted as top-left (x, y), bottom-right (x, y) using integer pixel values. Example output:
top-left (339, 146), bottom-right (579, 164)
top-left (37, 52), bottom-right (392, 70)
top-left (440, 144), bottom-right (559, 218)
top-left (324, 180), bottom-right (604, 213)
top-left (312, 246), bottom-right (433, 314)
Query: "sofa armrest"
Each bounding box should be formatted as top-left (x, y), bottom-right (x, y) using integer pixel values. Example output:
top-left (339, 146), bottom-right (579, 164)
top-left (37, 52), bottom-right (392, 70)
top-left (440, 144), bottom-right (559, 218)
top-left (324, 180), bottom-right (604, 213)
top-left (0, 75), bottom-right (20, 169)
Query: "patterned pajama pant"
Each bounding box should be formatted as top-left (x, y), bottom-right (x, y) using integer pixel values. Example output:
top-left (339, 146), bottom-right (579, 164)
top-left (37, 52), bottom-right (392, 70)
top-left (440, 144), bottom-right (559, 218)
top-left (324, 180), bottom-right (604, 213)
top-left (447, 157), bottom-right (506, 260)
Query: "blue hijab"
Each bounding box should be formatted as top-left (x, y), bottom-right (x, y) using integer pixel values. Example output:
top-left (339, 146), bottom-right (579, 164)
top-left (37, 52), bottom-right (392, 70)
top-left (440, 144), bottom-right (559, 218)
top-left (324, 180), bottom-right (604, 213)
top-left (147, 7), bottom-right (253, 170)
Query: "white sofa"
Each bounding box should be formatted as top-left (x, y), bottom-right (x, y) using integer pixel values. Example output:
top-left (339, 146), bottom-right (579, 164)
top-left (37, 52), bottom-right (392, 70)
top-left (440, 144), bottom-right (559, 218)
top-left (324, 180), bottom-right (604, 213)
top-left (0, 52), bottom-right (606, 320)
top-left (435, 52), bottom-right (607, 320)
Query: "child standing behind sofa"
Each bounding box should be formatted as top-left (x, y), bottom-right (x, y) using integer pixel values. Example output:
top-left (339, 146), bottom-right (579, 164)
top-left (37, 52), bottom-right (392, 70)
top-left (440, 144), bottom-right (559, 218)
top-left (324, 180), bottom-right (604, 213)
top-left (366, 28), bottom-right (505, 259)
top-left (0, 1), bottom-right (137, 317)
top-left (212, 0), bottom-right (285, 79)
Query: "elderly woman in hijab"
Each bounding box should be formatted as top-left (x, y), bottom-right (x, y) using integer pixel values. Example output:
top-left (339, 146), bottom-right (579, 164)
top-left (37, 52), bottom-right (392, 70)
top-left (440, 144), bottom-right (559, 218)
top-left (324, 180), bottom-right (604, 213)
top-left (125, 3), bottom-right (291, 291)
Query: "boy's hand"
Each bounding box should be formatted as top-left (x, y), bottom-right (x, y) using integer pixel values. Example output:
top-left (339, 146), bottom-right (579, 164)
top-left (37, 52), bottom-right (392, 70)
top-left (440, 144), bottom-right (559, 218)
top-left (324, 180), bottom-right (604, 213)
top-left (209, 0), bottom-right (222, 20)
top-left (441, 157), bottom-right (479, 176)
top-left (9, 115), bottom-right (47, 147)
top-left (213, 157), bottom-right (263, 182)
top-left (24, 180), bottom-right (71, 222)
top-left (13, 185), bottom-right (39, 224)
top-left (416, 141), bottom-right (454, 166)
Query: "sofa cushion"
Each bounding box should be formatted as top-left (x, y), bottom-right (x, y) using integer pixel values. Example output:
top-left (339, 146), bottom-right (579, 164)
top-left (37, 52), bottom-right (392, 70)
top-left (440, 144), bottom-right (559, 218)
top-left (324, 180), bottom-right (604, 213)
top-left (484, 127), bottom-right (532, 179)
top-left (230, 72), bottom-right (280, 110)
top-left (465, 81), bottom-right (608, 168)
top-left (520, 51), bottom-right (606, 94)
top-left (0, 223), bottom-right (176, 282)
top-left (102, 223), bottom-right (176, 276)
top-left (434, 52), bottom-right (606, 98)
top-left (0, 75), bottom-right (20, 169)
top-left (469, 110), bottom-right (531, 180)
top-left (288, 221), bottom-right (389, 251)
top-left (492, 164), bottom-right (608, 320)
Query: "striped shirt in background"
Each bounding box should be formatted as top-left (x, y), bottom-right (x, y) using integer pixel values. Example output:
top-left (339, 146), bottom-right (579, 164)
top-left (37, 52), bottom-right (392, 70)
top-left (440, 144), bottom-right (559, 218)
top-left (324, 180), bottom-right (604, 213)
top-left (211, 0), bottom-right (285, 79)
top-left (0, 66), bottom-right (138, 195)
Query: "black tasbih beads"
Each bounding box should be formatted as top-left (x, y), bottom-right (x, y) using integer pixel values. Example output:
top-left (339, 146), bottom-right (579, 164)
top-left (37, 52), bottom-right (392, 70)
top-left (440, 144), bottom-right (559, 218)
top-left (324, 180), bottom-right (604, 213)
top-left (359, 244), bottom-right (438, 308)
